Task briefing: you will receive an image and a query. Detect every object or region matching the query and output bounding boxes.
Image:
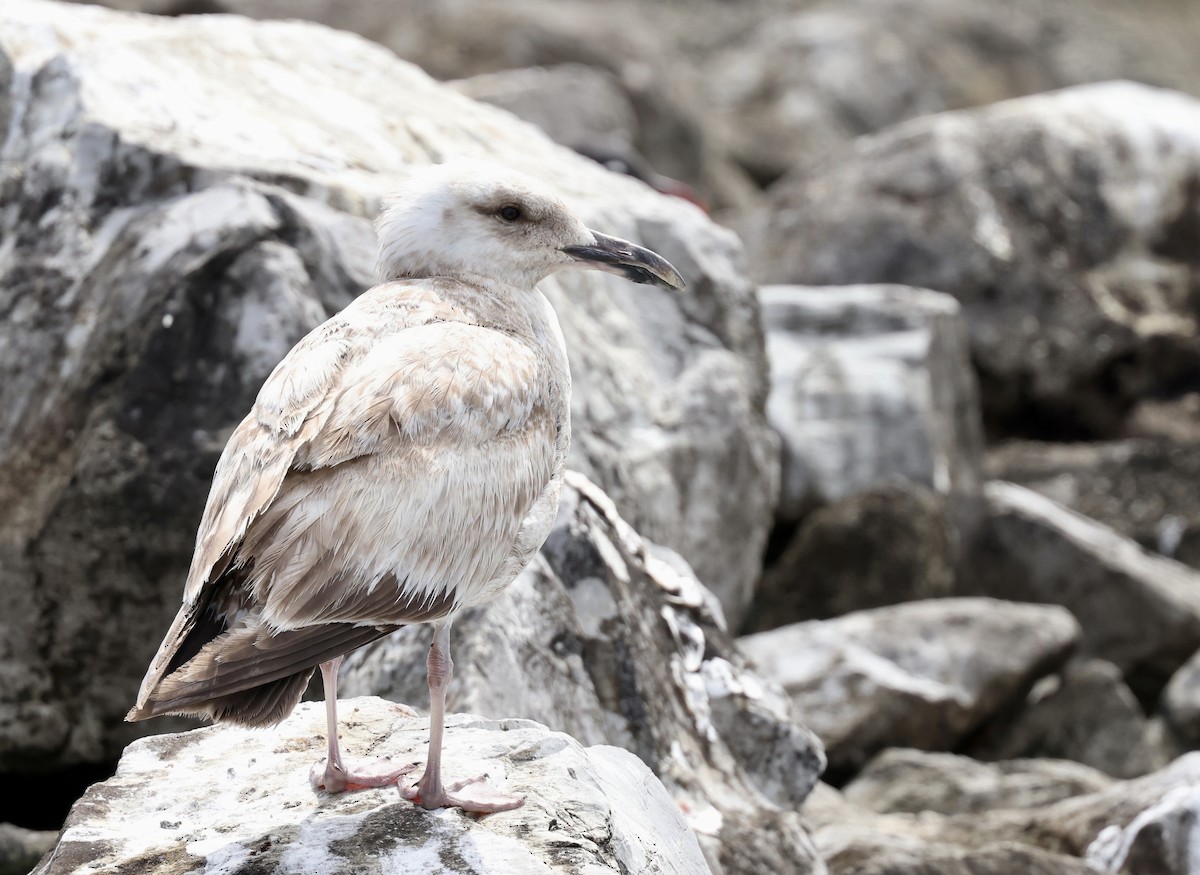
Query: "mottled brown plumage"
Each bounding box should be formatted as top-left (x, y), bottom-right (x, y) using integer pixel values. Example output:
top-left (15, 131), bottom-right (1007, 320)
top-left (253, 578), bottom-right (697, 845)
top-left (128, 160), bottom-right (684, 811)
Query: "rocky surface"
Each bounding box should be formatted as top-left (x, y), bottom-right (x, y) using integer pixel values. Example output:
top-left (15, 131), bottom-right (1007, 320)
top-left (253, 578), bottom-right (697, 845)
top-left (808, 753), bottom-right (1200, 874)
top-left (707, 0), bottom-right (1071, 185)
top-left (960, 481), bottom-right (1200, 701)
top-left (738, 598), bottom-right (1079, 773)
top-left (966, 659), bottom-right (1173, 779)
top-left (10, 0), bottom-right (1200, 872)
top-left (0, 824), bottom-right (55, 875)
top-left (342, 473), bottom-right (826, 874)
top-left (841, 749), bottom-right (1114, 815)
top-left (1161, 648), bottom-right (1200, 748)
top-left (761, 284), bottom-right (983, 523)
top-left (738, 82), bottom-right (1200, 437)
top-left (989, 437), bottom-right (1200, 570)
top-left (32, 697), bottom-right (711, 875)
top-left (749, 482), bottom-right (957, 632)
top-left (0, 0), bottom-right (776, 770)
top-left (207, 0), bottom-right (755, 209)
top-left (451, 64), bottom-right (637, 159)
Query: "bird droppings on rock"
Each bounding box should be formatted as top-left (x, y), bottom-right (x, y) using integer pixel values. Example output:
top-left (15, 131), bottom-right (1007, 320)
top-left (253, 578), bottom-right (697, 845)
top-left (35, 700), bottom-right (711, 875)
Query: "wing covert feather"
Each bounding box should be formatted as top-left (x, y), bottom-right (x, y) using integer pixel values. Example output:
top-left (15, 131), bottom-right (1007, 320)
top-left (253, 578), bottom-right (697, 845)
top-left (181, 293), bottom-right (556, 612)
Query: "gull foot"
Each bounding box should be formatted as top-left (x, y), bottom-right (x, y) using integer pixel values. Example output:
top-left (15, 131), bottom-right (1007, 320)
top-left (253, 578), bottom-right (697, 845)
top-left (400, 773), bottom-right (524, 813)
top-left (310, 757), bottom-right (417, 793)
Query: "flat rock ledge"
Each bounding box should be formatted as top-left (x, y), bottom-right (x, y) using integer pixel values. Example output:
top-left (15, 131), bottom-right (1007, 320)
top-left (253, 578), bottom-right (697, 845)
top-left (33, 697), bottom-right (710, 875)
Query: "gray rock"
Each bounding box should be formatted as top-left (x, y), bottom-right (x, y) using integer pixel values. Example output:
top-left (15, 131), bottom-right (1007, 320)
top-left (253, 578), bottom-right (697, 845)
top-left (739, 598), bottom-right (1079, 772)
top-left (823, 839), bottom-right (1097, 875)
top-left (342, 474), bottom-right (826, 875)
top-left (1161, 649), bottom-right (1200, 748)
top-left (209, 0), bottom-right (755, 209)
top-left (748, 482), bottom-right (957, 631)
top-left (708, 0), bottom-right (1069, 183)
top-left (967, 659), bottom-right (1173, 779)
top-left (988, 438), bottom-right (1200, 571)
top-left (842, 749), bottom-right (1113, 816)
top-left (1086, 784), bottom-right (1200, 875)
top-left (451, 64), bottom-right (637, 159)
top-left (805, 784), bottom-right (1098, 875)
top-left (761, 284), bottom-right (983, 523)
top-left (0, 0), bottom-right (776, 768)
top-left (0, 823), bottom-right (56, 875)
top-left (809, 753), bottom-right (1200, 873)
top-left (738, 82), bottom-right (1200, 436)
top-left (33, 698), bottom-right (712, 875)
top-left (960, 482), bottom-right (1200, 701)
top-left (1033, 755), bottom-right (1200, 868)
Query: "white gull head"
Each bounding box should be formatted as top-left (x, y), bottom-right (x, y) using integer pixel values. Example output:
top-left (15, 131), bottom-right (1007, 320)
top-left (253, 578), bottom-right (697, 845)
top-left (375, 160), bottom-right (686, 293)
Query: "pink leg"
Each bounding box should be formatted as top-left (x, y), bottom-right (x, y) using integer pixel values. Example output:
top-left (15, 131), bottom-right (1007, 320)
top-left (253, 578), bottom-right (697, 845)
top-left (309, 655), bottom-right (415, 793)
top-left (400, 623), bottom-right (523, 813)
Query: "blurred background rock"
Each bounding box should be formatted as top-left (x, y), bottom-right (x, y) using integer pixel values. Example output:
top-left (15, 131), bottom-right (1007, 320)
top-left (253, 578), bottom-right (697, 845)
top-left (5, 0), bottom-right (1200, 872)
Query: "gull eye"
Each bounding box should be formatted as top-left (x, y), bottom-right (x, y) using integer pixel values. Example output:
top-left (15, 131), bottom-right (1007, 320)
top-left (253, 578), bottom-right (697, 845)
top-left (497, 204), bottom-right (522, 222)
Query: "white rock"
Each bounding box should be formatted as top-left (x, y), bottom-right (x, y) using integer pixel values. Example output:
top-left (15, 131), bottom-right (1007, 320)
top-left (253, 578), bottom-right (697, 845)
top-left (33, 698), bottom-right (711, 875)
top-left (739, 598), bottom-right (1079, 771)
top-left (761, 284), bottom-right (983, 521)
top-left (739, 82), bottom-right (1200, 436)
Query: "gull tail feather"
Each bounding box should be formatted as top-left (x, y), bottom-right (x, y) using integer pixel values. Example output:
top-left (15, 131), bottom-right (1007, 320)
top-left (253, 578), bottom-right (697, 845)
top-left (127, 616), bottom-right (395, 728)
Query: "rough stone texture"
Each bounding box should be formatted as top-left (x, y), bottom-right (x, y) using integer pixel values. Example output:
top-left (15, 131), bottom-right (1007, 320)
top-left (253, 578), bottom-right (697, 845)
top-left (738, 598), bottom-right (1079, 773)
top-left (738, 82), bottom-right (1200, 437)
top-left (806, 784), bottom-right (1098, 875)
top-left (1162, 648), bottom-right (1200, 748)
top-left (0, 823), bottom-right (56, 875)
top-left (0, 0), bottom-right (778, 769)
top-left (707, 0), bottom-right (1071, 184)
top-left (451, 64), bottom-right (637, 158)
top-left (808, 753), bottom-right (1200, 874)
top-left (203, 0), bottom-right (757, 210)
top-left (32, 697), bottom-right (712, 875)
top-left (960, 482), bottom-right (1200, 702)
top-left (1085, 784), bottom-right (1200, 875)
top-left (761, 284), bottom-right (983, 523)
top-left (989, 438), bottom-right (1200, 570)
top-left (822, 838), bottom-right (1097, 875)
top-left (842, 749), bottom-right (1114, 815)
top-left (966, 659), bottom-right (1174, 779)
top-left (748, 482), bottom-right (957, 632)
top-left (342, 474), bottom-right (825, 875)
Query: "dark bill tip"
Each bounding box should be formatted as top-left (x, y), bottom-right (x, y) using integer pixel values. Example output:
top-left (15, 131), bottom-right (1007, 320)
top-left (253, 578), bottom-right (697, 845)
top-left (563, 231), bottom-right (686, 292)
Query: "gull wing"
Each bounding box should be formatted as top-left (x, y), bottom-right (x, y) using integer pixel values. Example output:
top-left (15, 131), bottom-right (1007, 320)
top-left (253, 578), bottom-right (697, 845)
top-left (129, 284), bottom-right (559, 721)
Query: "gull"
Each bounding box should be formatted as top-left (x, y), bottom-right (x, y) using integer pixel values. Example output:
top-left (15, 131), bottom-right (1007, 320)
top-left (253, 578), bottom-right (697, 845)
top-left (126, 160), bottom-right (685, 813)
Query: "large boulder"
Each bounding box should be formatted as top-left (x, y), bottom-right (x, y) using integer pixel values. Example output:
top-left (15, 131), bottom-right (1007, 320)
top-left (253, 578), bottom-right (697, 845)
top-left (737, 82), bottom-right (1200, 437)
top-left (748, 482), bottom-right (958, 631)
top-left (451, 64), bottom-right (637, 158)
top-left (0, 0), bottom-right (777, 769)
top-left (808, 753), bottom-right (1200, 874)
top-left (966, 659), bottom-right (1173, 779)
top-left (707, 0), bottom-right (1071, 184)
top-left (201, 0), bottom-right (757, 209)
top-left (960, 482), bottom-right (1200, 701)
top-left (738, 598), bottom-right (1079, 772)
top-left (988, 438), bottom-right (1200, 570)
top-left (806, 783), bottom-right (1097, 875)
top-left (33, 698), bottom-right (712, 875)
top-left (760, 284), bottom-right (983, 524)
top-left (841, 749), bottom-right (1114, 815)
top-left (342, 474), bottom-right (826, 875)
